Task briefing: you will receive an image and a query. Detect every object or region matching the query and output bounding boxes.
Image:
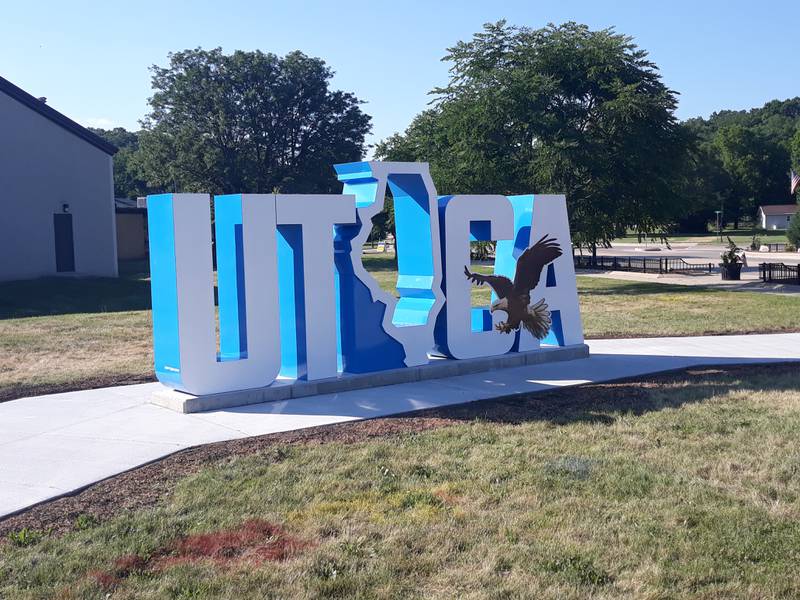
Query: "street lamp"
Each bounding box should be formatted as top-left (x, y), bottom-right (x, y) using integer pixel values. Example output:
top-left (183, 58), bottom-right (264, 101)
top-left (715, 210), bottom-right (723, 243)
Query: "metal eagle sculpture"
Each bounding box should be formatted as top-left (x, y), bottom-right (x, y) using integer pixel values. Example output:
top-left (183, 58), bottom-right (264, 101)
top-left (464, 235), bottom-right (562, 338)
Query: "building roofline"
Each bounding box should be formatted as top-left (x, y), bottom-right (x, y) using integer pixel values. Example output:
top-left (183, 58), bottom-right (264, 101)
top-left (758, 205), bottom-right (799, 214)
top-left (0, 75), bottom-right (118, 156)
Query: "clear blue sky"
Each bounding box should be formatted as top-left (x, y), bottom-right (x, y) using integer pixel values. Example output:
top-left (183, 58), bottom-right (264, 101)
top-left (2, 0), bottom-right (798, 151)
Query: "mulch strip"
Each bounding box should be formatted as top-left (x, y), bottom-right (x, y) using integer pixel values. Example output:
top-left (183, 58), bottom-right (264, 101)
top-left (0, 362), bottom-right (796, 539)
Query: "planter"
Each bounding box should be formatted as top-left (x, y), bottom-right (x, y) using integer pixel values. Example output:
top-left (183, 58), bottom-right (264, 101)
top-left (719, 263), bottom-right (742, 281)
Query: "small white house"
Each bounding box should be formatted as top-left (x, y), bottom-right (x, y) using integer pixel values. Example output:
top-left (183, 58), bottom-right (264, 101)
top-left (0, 74), bottom-right (118, 282)
top-left (757, 204), bottom-right (799, 231)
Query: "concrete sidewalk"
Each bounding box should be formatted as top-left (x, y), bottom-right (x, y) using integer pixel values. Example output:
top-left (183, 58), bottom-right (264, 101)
top-left (1, 333), bottom-right (799, 519)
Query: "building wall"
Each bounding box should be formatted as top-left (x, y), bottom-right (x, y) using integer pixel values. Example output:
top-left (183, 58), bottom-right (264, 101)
top-left (0, 92), bottom-right (117, 281)
top-left (762, 214), bottom-right (793, 231)
top-left (116, 211), bottom-right (148, 260)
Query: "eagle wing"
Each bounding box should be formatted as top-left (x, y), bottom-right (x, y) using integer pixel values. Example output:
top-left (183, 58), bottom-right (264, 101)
top-left (463, 266), bottom-right (513, 298)
top-left (512, 235), bottom-right (562, 295)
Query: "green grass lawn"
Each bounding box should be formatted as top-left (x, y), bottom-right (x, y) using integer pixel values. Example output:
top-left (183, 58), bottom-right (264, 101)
top-left (366, 255), bottom-right (800, 338)
top-left (574, 276), bottom-right (800, 338)
top-left (0, 255), bottom-right (799, 402)
top-left (2, 364), bottom-right (800, 598)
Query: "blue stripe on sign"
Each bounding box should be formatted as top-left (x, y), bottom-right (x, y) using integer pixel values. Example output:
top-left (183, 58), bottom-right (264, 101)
top-left (277, 224), bottom-right (307, 379)
top-left (215, 195), bottom-right (248, 361)
top-left (541, 309), bottom-right (565, 346)
top-left (471, 307), bottom-right (492, 332)
top-left (388, 173), bottom-right (437, 326)
top-left (546, 263), bottom-right (557, 287)
top-left (147, 194), bottom-right (182, 387)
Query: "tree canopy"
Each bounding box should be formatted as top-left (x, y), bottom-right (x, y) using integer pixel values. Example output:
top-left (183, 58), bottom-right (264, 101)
top-left (136, 48), bottom-right (371, 195)
top-left (376, 21), bottom-right (691, 251)
top-left (97, 33), bottom-right (799, 240)
top-left (90, 127), bottom-right (149, 199)
top-left (682, 98), bottom-right (799, 229)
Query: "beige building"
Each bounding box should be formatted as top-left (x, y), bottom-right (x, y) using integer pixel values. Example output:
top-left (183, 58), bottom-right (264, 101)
top-left (0, 75), bottom-right (118, 281)
top-left (115, 198), bottom-right (148, 261)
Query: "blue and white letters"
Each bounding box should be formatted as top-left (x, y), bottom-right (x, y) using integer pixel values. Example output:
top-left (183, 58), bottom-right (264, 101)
top-left (147, 162), bottom-right (584, 395)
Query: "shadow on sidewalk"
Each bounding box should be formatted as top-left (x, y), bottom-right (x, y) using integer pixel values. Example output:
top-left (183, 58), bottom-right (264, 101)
top-left (219, 354), bottom-right (800, 425)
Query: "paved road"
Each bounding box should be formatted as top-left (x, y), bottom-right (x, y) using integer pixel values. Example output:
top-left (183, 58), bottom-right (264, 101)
top-left (591, 242), bottom-right (800, 265)
top-left (1, 333), bottom-right (799, 519)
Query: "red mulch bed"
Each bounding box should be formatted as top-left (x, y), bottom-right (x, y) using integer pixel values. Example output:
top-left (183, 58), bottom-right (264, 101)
top-left (88, 518), bottom-right (311, 591)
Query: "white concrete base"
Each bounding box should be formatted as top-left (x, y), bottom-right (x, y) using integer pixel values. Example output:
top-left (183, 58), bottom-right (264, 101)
top-left (151, 344), bottom-right (591, 413)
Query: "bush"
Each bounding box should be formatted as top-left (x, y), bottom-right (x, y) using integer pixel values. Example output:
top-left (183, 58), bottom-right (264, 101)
top-left (787, 210), bottom-right (800, 248)
top-left (6, 528), bottom-right (43, 547)
top-left (75, 514), bottom-right (99, 530)
top-left (750, 228), bottom-right (765, 251)
top-left (720, 237), bottom-right (744, 265)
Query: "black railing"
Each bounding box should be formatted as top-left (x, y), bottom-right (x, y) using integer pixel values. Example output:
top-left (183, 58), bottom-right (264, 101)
top-left (574, 255), bottom-right (714, 274)
top-left (762, 243), bottom-right (787, 252)
top-left (759, 262), bottom-right (800, 285)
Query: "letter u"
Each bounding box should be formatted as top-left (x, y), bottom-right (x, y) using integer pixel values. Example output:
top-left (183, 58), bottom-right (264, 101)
top-left (147, 193), bottom-right (281, 395)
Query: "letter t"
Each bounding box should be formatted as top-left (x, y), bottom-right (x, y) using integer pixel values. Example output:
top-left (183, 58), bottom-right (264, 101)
top-left (276, 194), bottom-right (356, 380)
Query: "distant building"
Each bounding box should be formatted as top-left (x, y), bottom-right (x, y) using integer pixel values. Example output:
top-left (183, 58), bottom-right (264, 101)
top-left (757, 204), bottom-right (799, 231)
top-left (115, 198), bottom-right (148, 261)
top-left (0, 74), bottom-right (118, 282)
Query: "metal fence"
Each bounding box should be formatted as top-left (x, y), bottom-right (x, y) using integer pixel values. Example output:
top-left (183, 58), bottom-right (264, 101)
top-left (759, 263), bottom-right (800, 285)
top-left (574, 255), bottom-right (714, 274)
top-left (762, 243), bottom-right (787, 252)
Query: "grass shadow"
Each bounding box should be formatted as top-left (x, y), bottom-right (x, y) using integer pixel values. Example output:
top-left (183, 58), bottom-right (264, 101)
top-left (0, 261), bottom-right (152, 319)
top-left (361, 254), bottom-right (398, 272)
top-left (397, 363), bottom-right (800, 427)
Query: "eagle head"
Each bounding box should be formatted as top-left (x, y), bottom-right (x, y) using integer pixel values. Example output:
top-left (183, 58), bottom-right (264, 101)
top-left (490, 297), bottom-right (509, 313)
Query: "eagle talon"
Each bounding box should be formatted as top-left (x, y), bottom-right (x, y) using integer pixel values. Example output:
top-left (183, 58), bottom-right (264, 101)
top-left (494, 321), bottom-right (514, 334)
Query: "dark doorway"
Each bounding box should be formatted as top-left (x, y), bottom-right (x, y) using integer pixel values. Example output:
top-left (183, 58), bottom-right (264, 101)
top-left (53, 213), bottom-right (75, 272)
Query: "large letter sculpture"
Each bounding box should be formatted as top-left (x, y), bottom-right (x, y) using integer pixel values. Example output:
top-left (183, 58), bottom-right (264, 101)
top-left (276, 194), bottom-right (356, 381)
top-left (332, 162), bottom-right (445, 371)
top-left (147, 162), bottom-right (585, 398)
top-left (494, 195), bottom-right (584, 350)
top-left (149, 194), bottom-right (281, 395)
top-left (434, 195), bottom-right (516, 359)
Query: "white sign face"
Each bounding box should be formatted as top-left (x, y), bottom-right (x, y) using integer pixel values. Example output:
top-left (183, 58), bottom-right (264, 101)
top-left (335, 162), bottom-right (445, 369)
top-left (525, 195), bottom-right (584, 348)
top-left (275, 194), bottom-right (356, 380)
top-left (147, 162), bottom-right (585, 396)
top-left (437, 195), bottom-right (516, 359)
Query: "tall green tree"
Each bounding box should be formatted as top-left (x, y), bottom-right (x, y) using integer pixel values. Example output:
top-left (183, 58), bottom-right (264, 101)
top-left (792, 128), bottom-right (800, 178)
top-left (787, 212), bottom-right (800, 247)
top-left (137, 48), bottom-right (372, 194)
top-left (672, 138), bottom-right (731, 233)
top-left (713, 125), bottom-right (790, 226)
top-left (683, 98), bottom-right (800, 229)
top-left (376, 21), bottom-right (691, 253)
top-left (90, 127), bottom-right (149, 199)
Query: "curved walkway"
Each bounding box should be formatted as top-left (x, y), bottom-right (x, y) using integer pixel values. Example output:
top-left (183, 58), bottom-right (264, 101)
top-left (1, 332), bottom-right (798, 519)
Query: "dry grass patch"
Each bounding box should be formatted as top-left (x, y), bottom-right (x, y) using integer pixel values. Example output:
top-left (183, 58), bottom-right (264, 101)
top-left (0, 311), bottom-right (153, 399)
